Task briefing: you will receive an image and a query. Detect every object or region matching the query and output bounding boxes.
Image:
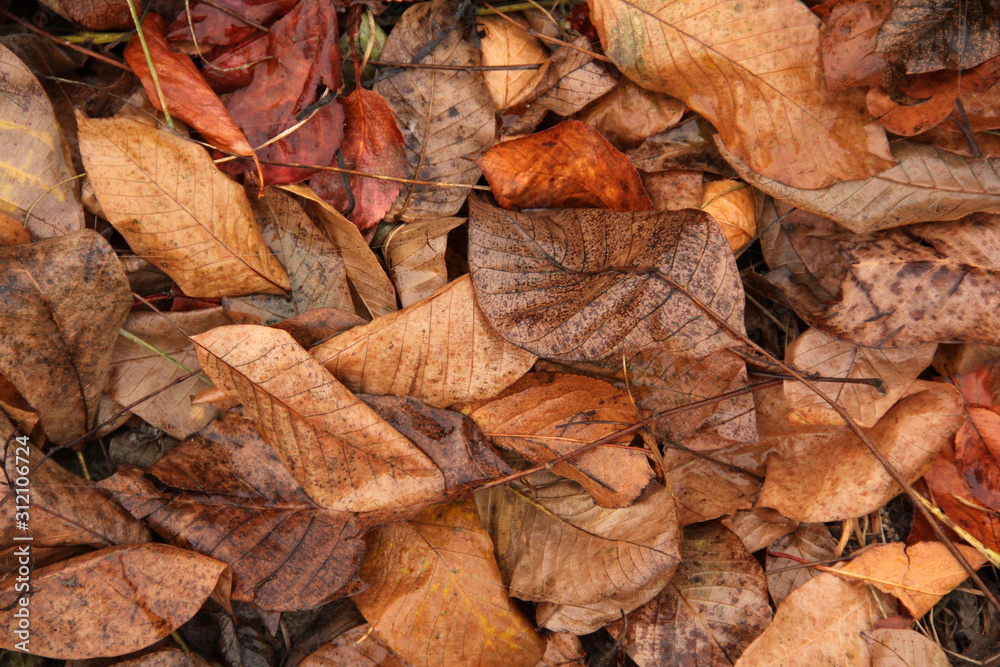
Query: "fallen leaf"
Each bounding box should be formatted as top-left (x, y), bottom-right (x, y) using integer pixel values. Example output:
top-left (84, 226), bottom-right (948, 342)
top-left (577, 77), bottom-right (685, 150)
top-left (296, 624), bottom-right (408, 667)
top-left (38, 0), bottom-right (133, 30)
top-left (0, 230), bottom-right (130, 444)
top-left (536, 634), bottom-right (586, 667)
top-left (0, 212), bottom-right (31, 247)
top-left (642, 170), bottom-right (703, 211)
top-left (701, 180), bottom-right (757, 251)
top-left (383, 216), bottom-right (465, 307)
top-left (818, 0), bottom-right (894, 91)
top-left (589, 0), bottom-right (895, 189)
top-left (837, 541), bottom-right (987, 618)
top-left (783, 328), bottom-right (936, 428)
top-left (618, 522), bottom-right (771, 667)
top-left (469, 372), bottom-right (654, 508)
top-left (725, 507), bottom-right (799, 554)
top-left (468, 196), bottom-right (745, 360)
top-left (199, 34), bottom-right (269, 93)
top-left (478, 120), bottom-right (651, 211)
top-left (626, 117), bottom-right (731, 175)
top-left (272, 307), bottom-right (366, 348)
top-left (310, 275), bottom-right (536, 408)
top-left (864, 628), bottom-right (950, 667)
top-left (952, 407), bottom-right (1000, 511)
top-left (765, 522), bottom-right (838, 606)
top-left (477, 15), bottom-right (549, 111)
top-left (78, 115), bottom-right (290, 298)
top-left (167, 0), bottom-right (295, 52)
top-left (354, 501), bottom-right (546, 667)
top-left (734, 572), bottom-right (886, 666)
top-left (192, 324), bottom-right (446, 512)
top-left (310, 88), bottom-right (408, 230)
top-left (476, 474), bottom-right (681, 634)
top-left (866, 76), bottom-right (958, 137)
top-left (0, 44), bottom-right (84, 239)
top-left (373, 0), bottom-right (496, 221)
top-left (0, 544), bottom-right (231, 659)
top-left (877, 0), bottom-right (1000, 74)
top-left (923, 438), bottom-right (1000, 553)
top-left (719, 139), bottom-right (1000, 233)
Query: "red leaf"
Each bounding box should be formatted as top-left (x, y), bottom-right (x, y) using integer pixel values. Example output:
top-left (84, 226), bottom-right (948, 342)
top-left (200, 34), bottom-right (268, 93)
top-left (167, 0), bottom-right (296, 51)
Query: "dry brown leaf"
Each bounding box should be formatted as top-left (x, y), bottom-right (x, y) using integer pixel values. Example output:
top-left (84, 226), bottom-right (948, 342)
top-left (701, 180), bottom-right (757, 251)
top-left (477, 16), bottom-right (549, 111)
top-left (107, 308), bottom-right (236, 439)
top-left (864, 628), bottom-right (950, 667)
top-left (383, 216), bottom-right (465, 307)
top-left (626, 117), bottom-right (733, 176)
top-left (720, 139), bottom-right (1000, 233)
top-left (192, 324), bottom-right (446, 512)
top-left (725, 508), bottom-right (799, 554)
top-left (642, 170), bottom-right (703, 211)
top-left (297, 624), bottom-right (408, 667)
top-left (618, 522), bottom-right (771, 666)
top-left (589, 0), bottom-right (894, 189)
top-left (734, 572), bottom-right (886, 666)
top-left (0, 212), bottom-right (31, 247)
top-left (819, 0), bottom-right (894, 91)
top-left (536, 634), bottom-right (586, 667)
top-left (478, 120), bottom-right (651, 211)
top-left (783, 328), bottom-right (936, 428)
top-left (765, 522), bottom-right (838, 607)
top-left (310, 275), bottom-right (536, 408)
top-left (468, 196), bottom-right (744, 361)
top-left (38, 0), bottom-right (133, 29)
top-left (0, 230), bottom-right (130, 444)
top-left (469, 372), bottom-right (653, 508)
top-left (577, 77), bottom-right (685, 150)
top-left (354, 501), bottom-right (546, 667)
top-left (837, 541), bottom-right (987, 618)
top-left (78, 115), bottom-right (290, 298)
top-left (373, 0), bottom-right (496, 221)
top-left (272, 308), bottom-right (366, 349)
top-left (0, 44), bottom-right (84, 239)
top-left (759, 382), bottom-right (965, 522)
top-left (476, 474), bottom-right (681, 634)
top-left (0, 544), bottom-right (231, 659)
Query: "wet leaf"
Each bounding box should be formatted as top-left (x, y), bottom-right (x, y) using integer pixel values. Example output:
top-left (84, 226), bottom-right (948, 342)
top-left (589, 0), bottom-right (895, 189)
top-left (310, 88), bottom-right (408, 230)
top-left (476, 474), bottom-right (681, 634)
top-left (373, 0), bottom-right (496, 221)
top-left (468, 196), bottom-right (744, 361)
top-left (0, 44), bottom-right (83, 239)
top-left (765, 522), bottom-right (838, 606)
top-left (701, 180), bottom-right (757, 251)
top-left (877, 0), bottom-right (1000, 74)
top-left (0, 544), bottom-right (231, 659)
top-left (354, 501), bottom-right (546, 667)
top-left (192, 324), bottom-right (446, 512)
top-left (478, 120), bottom-right (651, 211)
top-left (311, 275), bottom-right (536, 408)
top-left (78, 115), bottom-right (290, 298)
top-left (477, 15), bottom-right (549, 111)
top-left (0, 230), bottom-right (130, 444)
top-left (383, 216), bottom-right (465, 307)
top-left (618, 522), bottom-right (771, 666)
top-left (577, 77), bottom-right (686, 150)
top-left (167, 0), bottom-right (295, 52)
top-left (783, 328), bottom-right (936, 428)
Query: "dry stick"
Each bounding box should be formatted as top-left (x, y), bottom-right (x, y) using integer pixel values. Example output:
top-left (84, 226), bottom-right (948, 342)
top-left (0, 9), bottom-right (131, 72)
top-left (261, 159), bottom-right (493, 190)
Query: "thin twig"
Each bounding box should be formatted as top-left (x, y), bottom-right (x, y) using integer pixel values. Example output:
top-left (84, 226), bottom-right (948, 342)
top-left (0, 9), bottom-right (131, 71)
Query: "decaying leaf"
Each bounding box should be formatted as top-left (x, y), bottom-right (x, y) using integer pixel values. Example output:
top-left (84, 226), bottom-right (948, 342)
top-left (0, 230), bottom-right (130, 444)
top-left (354, 501), bottom-right (547, 667)
top-left (373, 0), bottom-right (496, 221)
top-left (468, 196), bottom-right (744, 360)
top-left (78, 115), bottom-right (290, 298)
top-left (478, 120), bottom-right (651, 211)
top-left (383, 216), bottom-right (465, 307)
top-left (877, 0), bottom-right (1000, 74)
top-left (477, 16), bottom-right (549, 111)
top-left (0, 44), bottom-right (83, 239)
top-left (643, 170), bottom-right (703, 211)
top-left (37, 0), bottom-right (133, 29)
top-left (577, 77), bottom-right (686, 150)
top-left (923, 437), bottom-right (1000, 553)
top-left (0, 544), bottom-right (231, 659)
top-left (468, 372), bottom-right (653, 507)
top-left (295, 624), bottom-right (408, 666)
top-left (477, 474), bottom-right (681, 634)
top-left (589, 0), bottom-right (894, 189)
top-left (311, 275), bottom-right (536, 408)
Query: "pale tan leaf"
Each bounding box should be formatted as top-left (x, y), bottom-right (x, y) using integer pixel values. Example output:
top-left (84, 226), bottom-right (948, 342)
top-left (354, 501), bottom-right (546, 667)
top-left (476, 474), bottom-right (681, 634)
top-left (765, 522), bottom-right (838, 607)
top-left (720, 139), bottom-right (1000, 233)
top-left (577, 77), bottom-right (685, 150)
top-left (311, 275), bottom-right (536, 409)
top-left (589, 0), bottom-right (894, 189)
top-left (477, 16), bottom-right (549, 111)
top-left (192, 324), bottom-right (445, 512)
top-left (469, 372), bottom-right (653, 508)
top-left (725, 508), bottom-right (798, 554)
top-left (864, 629), bottom-right (950, 667)
top-left (783, 328), bottom-right (936, 428)
top-left (383, 216), bottom-right (465, 307)
top-left (0, 44), bottom-right (84, 239)
top-left (373, 0), bottom-right (496, 221)
top-left (734, 572), bottom-right (885, 667)
top-left (701, 180), bottom-right (757, 251)
top-left (78, 115), bottom-right (290, 298)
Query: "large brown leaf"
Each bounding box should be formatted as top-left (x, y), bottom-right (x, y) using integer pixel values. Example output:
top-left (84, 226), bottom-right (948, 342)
top-left (0, 544), bottom-right (231, 659)
top-left (468, 196), bottom-right (744, 360)
top-left (476, 474), bottom-right (681, 634)
top-left (618, 522), bottom-right (771, 666)
top-left (372, 0), bottom-right (496, 221)
top-left (79, 115), bottom-right (290, 298)
top-left (354, 501), bottom-right (546, 667)
top-left (192, 325), bottom-right (446, 512)
top-left (720, 139), bottom-right (1000, 233)
top-left (588, 0), bottom-right (894, 189)
top-left (0, 44), bottom-right (83, 239)
top-left (310, 275), bottom-right (536, 408)
top-left (468, 372), bottom-right (654, 508)
top-left (0, 230), bottom-right (130, 444)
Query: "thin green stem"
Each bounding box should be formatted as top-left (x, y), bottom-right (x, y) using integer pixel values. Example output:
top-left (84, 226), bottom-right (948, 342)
top-left (124, 0), bottom-right (174, 130)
